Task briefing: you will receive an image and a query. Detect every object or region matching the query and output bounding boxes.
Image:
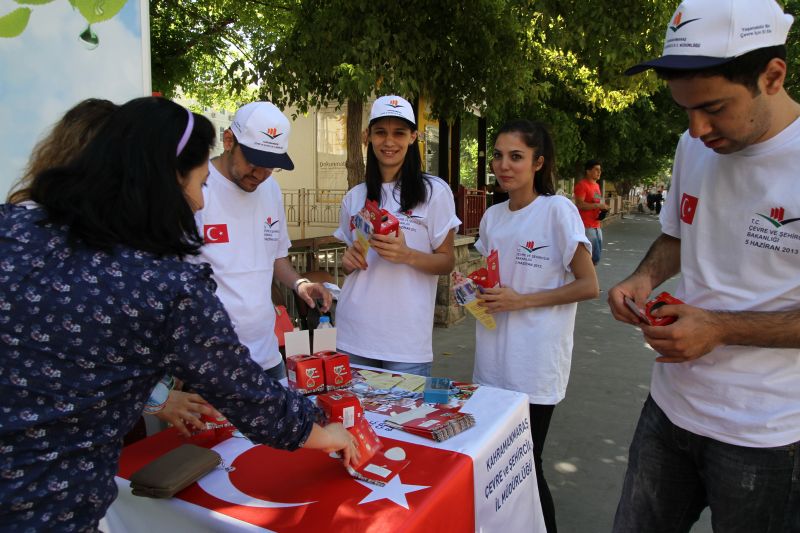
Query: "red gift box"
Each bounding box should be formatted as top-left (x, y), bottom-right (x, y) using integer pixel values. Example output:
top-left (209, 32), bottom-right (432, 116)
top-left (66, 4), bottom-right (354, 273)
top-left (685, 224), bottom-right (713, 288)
top-left (348, 417), bottom-right (383, 470)
top-left (364, 199), bottom-right (399, 236)
top-left (316, 390), bottom-right (363, 429)
top-left (345, 417), bottom-right (410, 486)
top-left (314, 350), bottom-right (352, 391)
top-left (286, 354), bottom-right (325, 394)
top-left (468, 249), bottom-right (500, 290)
top-left (644, 292), bottom-right (684, 327)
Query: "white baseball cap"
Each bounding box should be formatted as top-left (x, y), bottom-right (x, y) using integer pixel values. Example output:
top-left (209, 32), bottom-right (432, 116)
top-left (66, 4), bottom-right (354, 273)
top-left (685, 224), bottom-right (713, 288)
top-left (626, 0), bottom-right (793, 75)
top-left (369, 95), bottom-right (416, 127)
top-left (230, 102), bottom-right (294, 170)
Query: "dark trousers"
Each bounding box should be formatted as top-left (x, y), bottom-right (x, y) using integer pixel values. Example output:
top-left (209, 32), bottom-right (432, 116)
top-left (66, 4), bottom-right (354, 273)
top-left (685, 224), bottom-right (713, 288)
top-left (530, 403), bottom-right (557, 533)
top-left (613, 395), bottom-right (800, 533)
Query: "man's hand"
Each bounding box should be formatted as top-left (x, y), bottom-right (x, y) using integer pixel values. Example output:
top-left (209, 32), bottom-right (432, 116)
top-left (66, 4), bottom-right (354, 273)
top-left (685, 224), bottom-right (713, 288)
top-left (342, 241), bottom-right (368, 273)
top-left (642, 304), bottom-right (724, 363)
top-left (154, 391), bottom-right (222, 437)
top-left (608, 274), bottom-right (653, 325)
top-left (477, 286), bottom-right (527, 313)
top-left (297, 281), bottom-right (333, 313)
top-left (370, 230), bottom-right (411, 264)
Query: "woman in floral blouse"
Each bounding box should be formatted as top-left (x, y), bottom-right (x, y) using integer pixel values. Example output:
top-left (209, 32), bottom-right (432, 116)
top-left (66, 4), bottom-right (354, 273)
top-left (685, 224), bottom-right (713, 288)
top-left (0, 97), bottom-right (355, 532)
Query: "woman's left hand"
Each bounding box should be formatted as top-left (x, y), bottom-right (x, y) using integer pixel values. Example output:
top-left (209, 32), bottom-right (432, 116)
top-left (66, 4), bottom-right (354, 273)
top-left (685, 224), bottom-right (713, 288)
top-left (477, 286), bottom-right (528, 313)
top-left (370, 230), bottom-right (411, 264)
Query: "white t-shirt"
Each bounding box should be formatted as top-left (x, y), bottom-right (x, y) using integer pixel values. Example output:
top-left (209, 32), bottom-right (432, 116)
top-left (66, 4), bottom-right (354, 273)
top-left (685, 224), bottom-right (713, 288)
top-left (473, 195), bottom-right (590, 404)
top-left (655, 120), bottom-right (800, 447)
top-left (333, 177), bottom-right (460, 363)
top-left (190, 162), bottom-right (291, 370)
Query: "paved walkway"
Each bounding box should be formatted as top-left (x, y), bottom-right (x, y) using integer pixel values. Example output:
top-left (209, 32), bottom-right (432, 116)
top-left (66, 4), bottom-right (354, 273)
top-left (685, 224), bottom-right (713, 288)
top-left (432, 213), bottom-right (712, 533)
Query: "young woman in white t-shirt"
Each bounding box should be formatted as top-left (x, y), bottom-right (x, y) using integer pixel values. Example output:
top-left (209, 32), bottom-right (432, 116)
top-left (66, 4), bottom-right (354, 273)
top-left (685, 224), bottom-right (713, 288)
top-left (474, 119), bottom-right (598, 533)
top-left (333, 96), bottom-right (460, 377)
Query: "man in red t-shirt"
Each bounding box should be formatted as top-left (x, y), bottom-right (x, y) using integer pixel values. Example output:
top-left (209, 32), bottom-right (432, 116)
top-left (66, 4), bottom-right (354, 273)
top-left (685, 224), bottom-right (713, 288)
top-left (574, 159), bottom-right (609, 265)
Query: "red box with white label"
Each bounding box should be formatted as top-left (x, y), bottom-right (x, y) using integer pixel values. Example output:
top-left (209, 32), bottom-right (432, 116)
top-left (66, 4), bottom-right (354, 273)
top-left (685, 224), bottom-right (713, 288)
top-left (344, 417), bottom-right (410, 486)
top-left (314, 350), bottom-right (352, 391)
top-left (286, 354), bottom-right (325, 394)
top-left (316, 390), bottom-right (363, 429)
top-left (348, 417), bottom-right (383, 470)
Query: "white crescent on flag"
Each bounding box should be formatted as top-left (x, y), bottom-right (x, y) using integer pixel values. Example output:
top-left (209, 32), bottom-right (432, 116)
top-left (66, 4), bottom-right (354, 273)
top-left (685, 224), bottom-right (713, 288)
top-left (196, 438), bottom-right (316, 509)
top-left (205, 226), bottom-right (223, 242)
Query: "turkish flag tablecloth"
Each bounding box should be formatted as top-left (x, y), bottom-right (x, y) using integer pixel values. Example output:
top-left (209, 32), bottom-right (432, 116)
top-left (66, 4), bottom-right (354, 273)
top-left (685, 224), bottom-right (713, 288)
top-left (104, 385), bottom-right (544, 533)
top-left (114, 428), bottom-right (473, 532)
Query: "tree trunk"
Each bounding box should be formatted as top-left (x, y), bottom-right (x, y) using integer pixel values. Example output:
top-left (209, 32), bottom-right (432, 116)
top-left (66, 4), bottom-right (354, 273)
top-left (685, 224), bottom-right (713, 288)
top-left (345, 96), bottom-right (365, 189)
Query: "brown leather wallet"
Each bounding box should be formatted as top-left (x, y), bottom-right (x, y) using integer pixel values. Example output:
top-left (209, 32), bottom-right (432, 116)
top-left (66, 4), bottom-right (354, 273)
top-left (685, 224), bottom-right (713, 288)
top-left (129, 444), bottom-right (221, 498)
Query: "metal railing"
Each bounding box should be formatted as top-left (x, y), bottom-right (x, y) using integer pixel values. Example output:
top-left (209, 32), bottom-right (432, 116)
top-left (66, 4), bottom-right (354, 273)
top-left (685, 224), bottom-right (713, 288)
top-left (456, 186), bottom-right (486, 236)
top-left (283, 188), bottom-right (347, 238)
top-left (276, 241), bottom-right (347, 321)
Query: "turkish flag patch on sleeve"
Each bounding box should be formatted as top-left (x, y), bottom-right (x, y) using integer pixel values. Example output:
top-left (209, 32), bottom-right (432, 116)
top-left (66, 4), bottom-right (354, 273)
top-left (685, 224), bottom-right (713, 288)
top-left (203, 224), bottom-right (229, 243)
top-left (680, 194), bottom-right (699, 225)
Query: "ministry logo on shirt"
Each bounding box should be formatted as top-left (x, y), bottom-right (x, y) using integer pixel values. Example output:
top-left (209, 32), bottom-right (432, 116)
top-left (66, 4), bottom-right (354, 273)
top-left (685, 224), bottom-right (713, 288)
top-left (745, 206), bottom-right (800, 255)
top-left (397, 209), bottom-right (424, 230)
top-left (756, 207), bottom-right (800, 228)
top-left (519, 241), bottom-right (548, 253)
top-left (263, 215), bottom-right (281, 241)
top-left (516, 240), bottom-right (550, 269)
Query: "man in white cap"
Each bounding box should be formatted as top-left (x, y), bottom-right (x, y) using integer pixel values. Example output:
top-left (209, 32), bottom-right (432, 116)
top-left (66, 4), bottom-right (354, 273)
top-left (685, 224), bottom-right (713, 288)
top-left (195, 102), bottom-right (331, 379)
top-left (608, 0), bottom-right (800, 530)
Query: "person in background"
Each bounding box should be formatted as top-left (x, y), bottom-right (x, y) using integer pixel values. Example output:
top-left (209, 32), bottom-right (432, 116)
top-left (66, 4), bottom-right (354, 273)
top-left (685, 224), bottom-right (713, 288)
top-left (0, 96), bottom-right (355, 532)
top-left (334, 95), bottom-right (460, 377)
top-left (573, 159), bottom-right (609, 265)
top-left (473, 119), bottom-right (599, 533)
top-left (653, 186), bottom-right (665, 215)
top-left (610, 0), bottom-right (800, 530)
top-left (192, 101), bottom-right (331, 381)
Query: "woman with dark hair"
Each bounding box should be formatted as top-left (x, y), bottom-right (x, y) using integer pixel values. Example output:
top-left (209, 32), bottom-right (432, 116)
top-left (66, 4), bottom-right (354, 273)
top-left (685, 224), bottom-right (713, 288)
top-left (0, 96), bottom-right (355, 532)
top-left (472, 119), bottom-right (598, 533)
top-left (7, 98), bottom-right (118, 205)
top-left (7, 97), bottom-right (221, 438)
top-left (334, 95), bottom-right (460, 377)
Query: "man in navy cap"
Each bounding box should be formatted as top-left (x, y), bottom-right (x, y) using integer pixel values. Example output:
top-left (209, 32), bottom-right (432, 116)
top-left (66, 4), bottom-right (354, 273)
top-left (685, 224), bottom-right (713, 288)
top-left (608, 0), bottom-right (800, 531)
top-left (196, 102), bottom-right (331, 379)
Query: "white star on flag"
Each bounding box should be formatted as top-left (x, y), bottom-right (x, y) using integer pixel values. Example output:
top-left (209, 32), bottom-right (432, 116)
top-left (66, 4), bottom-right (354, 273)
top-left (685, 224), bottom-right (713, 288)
top-left (356, 475), bottom-right (429, 509)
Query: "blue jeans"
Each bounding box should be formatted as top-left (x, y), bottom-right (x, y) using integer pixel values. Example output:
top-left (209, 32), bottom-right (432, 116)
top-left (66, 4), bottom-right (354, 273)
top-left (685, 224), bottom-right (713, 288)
top-left (613, 396), bottom-right (800, 533)
top-left (341, 352), bottom-right (432, 377)
top-left (264, 360), bottom-right (286, 380)
top-left (585, 227), bottom-right (602, 265)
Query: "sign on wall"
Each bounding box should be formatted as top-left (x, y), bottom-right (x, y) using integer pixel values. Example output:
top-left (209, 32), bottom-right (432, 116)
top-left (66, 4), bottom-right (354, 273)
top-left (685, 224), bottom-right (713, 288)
top-left (0, 0), bottom-right (150, 199)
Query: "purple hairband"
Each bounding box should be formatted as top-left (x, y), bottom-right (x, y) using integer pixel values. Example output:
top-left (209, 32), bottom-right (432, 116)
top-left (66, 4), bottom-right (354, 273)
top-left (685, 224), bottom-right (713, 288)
top-left (176, 108), bottom-right (195, 156)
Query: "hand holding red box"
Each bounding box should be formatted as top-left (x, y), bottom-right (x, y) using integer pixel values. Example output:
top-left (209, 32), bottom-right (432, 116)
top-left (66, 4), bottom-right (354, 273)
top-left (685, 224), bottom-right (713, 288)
top-left (625, 291), bottom-right (684, 326)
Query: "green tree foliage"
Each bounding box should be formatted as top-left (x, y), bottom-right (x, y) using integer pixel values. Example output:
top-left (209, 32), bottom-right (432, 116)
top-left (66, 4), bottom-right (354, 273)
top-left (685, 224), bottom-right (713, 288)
top-left (257, 0), bottom-right (534, 187)
top-left (784, 0), bottom-right (800, 100)
top-left (149, 0), bottom-right (293, 106)
top-left (486, 0), bottom-right (682, 193)
top-left (149, 0), bottom-right (800, 194)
